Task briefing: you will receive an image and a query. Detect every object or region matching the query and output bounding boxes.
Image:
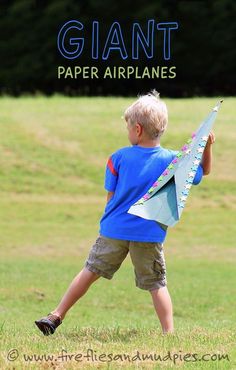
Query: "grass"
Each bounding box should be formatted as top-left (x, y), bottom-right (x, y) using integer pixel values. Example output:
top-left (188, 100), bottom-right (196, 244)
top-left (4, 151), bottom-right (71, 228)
top-left (0, 96), bottom-right (235, 369)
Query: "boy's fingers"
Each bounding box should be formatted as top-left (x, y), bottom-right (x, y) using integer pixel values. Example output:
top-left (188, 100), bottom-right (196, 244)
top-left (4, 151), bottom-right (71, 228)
top-left (206, 132), bottom-right (215, 145)
top-left (210, 132), bottom-right (215, 143)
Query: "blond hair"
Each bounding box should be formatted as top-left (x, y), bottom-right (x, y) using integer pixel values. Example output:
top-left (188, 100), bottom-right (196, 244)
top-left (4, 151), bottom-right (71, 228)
top-left (124, 90), bottom-right (168, 139)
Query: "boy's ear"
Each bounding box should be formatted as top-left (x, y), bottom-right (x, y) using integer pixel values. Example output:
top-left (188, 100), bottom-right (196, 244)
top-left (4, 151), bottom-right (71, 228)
top-left (136, 122), bottom-right (143, 135)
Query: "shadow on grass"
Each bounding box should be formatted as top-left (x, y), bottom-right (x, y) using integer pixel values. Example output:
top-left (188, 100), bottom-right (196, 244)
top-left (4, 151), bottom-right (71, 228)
top-left (60, 326), bottom-right (160, 343)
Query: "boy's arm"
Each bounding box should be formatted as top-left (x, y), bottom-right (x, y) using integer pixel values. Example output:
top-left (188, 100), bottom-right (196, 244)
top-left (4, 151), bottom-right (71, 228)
top-left (201, 132), bottom-right (215, 176)
top-left (107, 191), bottom-right (115, 203)
top-left (104, 150), bottom-right (121, 201)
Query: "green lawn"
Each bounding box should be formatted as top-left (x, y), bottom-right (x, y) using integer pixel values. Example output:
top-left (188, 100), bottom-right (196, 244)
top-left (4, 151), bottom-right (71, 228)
top-left (0, 96), bottom-right (235, 369)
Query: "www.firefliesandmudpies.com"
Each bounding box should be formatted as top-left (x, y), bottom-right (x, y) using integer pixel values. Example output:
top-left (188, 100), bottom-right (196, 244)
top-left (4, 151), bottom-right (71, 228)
top-left (6, 348), bottom-right (230, 365)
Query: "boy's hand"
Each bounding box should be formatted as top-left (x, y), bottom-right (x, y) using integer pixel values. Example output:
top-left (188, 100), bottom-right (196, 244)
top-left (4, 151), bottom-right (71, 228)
top-left (202, 132), bottom-right (215, 175)
top-left (206, 132), bottom-right (215, 146)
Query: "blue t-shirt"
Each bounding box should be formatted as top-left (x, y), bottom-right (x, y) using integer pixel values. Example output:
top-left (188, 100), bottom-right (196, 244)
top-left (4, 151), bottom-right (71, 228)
top-left (99, 145), bottom-right (203, 243)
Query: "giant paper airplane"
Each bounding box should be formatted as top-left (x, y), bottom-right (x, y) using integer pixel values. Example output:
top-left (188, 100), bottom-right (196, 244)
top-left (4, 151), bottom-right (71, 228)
top-left (128, 100), bottom-right (223, 228)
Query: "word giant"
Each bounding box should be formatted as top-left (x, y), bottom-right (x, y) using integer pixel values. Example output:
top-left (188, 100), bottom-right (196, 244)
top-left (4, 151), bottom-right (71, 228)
top-left (57, 20), bottom-right (178, 61)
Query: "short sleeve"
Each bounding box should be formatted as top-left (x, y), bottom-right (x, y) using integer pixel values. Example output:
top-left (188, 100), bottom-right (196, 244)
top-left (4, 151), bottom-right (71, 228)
top-left (104, 151), bottom-right (121, 192)
top-left (192, 164), bottom-right (203, 185)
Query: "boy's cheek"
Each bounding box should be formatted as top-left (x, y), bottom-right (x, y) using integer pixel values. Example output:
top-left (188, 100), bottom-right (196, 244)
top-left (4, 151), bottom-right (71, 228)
top-left (128, 132), bottom-right (132, 142)
top-left (129, 136), bottom-right (135, 144)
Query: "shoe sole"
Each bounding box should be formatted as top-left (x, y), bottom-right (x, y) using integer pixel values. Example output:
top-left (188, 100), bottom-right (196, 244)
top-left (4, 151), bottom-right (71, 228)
top-left (35, 320), bottom-right (55, 336)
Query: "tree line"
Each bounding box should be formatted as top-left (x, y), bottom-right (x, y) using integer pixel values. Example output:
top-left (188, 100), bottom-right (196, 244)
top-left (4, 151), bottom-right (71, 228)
top-left (0, 0), bottom-right (235, 96)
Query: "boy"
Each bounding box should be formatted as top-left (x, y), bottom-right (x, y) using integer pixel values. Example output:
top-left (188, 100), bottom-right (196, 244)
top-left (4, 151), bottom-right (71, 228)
top-left (35, 91), bottom-right (215, 335)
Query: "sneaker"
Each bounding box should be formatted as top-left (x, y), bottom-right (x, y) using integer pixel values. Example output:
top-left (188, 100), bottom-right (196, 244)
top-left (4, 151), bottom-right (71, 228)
top-left (35, 312), bottom-right (62, 336)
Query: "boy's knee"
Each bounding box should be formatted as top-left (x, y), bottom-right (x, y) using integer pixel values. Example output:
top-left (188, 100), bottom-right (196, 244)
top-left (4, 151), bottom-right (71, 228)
top-left (85, 266), bottom-right (101, 279)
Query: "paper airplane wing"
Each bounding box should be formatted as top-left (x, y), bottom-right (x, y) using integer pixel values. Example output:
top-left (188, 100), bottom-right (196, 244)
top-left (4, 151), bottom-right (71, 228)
top-left (128, 100), bottom-right (223, 228)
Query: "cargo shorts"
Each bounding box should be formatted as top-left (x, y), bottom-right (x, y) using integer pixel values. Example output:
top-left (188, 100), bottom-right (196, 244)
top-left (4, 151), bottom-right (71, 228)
top-left (84, 235), bottom-right (167, 291)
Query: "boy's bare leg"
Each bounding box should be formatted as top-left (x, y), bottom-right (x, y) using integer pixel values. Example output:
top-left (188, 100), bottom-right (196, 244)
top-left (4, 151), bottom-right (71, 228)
top-left (150, 286), bottom-right (174, 334)
top-left (51, 267), bottom-right (100, 320)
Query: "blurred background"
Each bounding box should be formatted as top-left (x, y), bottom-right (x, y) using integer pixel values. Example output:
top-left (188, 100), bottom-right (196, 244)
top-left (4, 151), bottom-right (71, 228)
top-left (0, 0), bottom-right (235, 97)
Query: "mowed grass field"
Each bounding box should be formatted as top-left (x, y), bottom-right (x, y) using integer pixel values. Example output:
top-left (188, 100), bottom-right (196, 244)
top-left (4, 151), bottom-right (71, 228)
top-left (0, 96), bottom-right (235, 369)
